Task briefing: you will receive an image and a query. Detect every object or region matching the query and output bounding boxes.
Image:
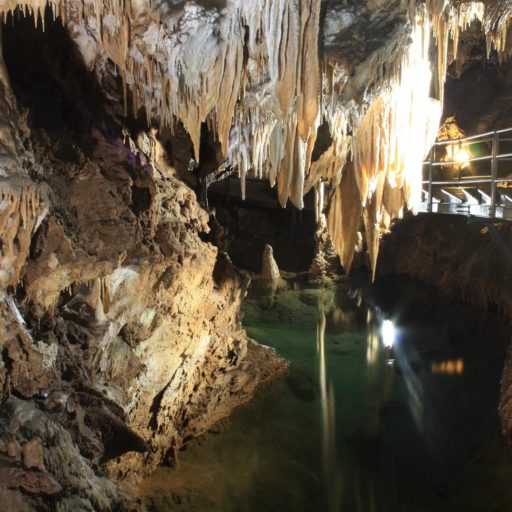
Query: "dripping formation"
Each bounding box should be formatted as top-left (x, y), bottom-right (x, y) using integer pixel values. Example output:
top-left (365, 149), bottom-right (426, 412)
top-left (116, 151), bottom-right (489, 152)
top-left (0, 1), bottom-right (512, 510)
top-left (1, 1), bottom-right (512, 275)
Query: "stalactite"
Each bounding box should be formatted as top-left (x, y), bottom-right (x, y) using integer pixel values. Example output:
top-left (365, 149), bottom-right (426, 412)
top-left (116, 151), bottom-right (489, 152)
top-left (327, 162), bottom-right (363, 275)
top-left (0, 183), bottom-right (45, 288)
top-left (101, 276), bottom-right (111, 315)
top-left (2, 0), bottom-right (512, 278)
top-left (304, 104), bottom-right (351, 218)
top-left (337, 14), bottom-right (441, 275)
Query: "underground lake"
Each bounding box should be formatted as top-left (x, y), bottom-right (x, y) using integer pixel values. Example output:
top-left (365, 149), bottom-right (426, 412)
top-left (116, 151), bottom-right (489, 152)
top-left (138, 275), bottom-right (512, 512)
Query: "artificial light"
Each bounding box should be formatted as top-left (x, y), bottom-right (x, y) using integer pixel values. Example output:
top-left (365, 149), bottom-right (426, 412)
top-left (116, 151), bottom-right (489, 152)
top-left (454, 148), bottom-right (471, 165)
top-left (446, 143), bottom-right (472, 168)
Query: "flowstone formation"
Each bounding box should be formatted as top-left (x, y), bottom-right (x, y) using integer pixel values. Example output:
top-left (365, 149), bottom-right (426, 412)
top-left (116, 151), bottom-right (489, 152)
top-left (2, 0), bottom-right (509, 273)
top-left (1, 0), bottom-right (512, 510)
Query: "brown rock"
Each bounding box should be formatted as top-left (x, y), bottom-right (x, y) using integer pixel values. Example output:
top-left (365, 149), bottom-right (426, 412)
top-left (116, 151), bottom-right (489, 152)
top-left (19, 472), bottom-right (61, 496)
top-left (22, 437), bottom-right (44, 471)
top-left (5, 337), bottom-right (56, 398)
top-left (0, 489), bottom-right (35, 512)
top-left (309, 214), bottom-right (342, 279)
top-left (6, 437), bottom-right (21, 459)
top-left (44, 390), bottom-right (68, 412)
top-left (0, 466), bottom-right (24, 488)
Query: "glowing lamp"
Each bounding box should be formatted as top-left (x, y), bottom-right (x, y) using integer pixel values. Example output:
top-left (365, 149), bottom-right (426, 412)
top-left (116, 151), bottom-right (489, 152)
top-left (454, 148), bottom-right (471, 165)
top-left (446, 143), bottom-right (472, 168)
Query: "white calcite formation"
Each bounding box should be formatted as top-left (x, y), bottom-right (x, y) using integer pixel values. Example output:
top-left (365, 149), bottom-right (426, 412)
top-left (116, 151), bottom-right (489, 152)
top-left (0, 0), bottom-right (511, 509)
top-left (0, 1), bottom-right (511, 274)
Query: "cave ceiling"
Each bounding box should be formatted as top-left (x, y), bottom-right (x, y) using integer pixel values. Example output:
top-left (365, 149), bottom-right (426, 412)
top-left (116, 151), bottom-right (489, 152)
top-left (0, 0), bottom-right (512, 281)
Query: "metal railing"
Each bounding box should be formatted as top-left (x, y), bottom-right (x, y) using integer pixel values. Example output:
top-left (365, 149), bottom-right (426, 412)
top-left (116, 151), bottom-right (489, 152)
top-left (422, 127), bottom-right (512, 221)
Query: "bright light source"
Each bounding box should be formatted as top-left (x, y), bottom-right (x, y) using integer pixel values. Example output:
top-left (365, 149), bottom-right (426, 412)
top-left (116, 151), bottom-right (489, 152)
top-left (454, 148), bottom-right (471, 164)
top-left (446, 143), bottom-right (472, 168)
top-left (381, 319), bottom-right (396, 348)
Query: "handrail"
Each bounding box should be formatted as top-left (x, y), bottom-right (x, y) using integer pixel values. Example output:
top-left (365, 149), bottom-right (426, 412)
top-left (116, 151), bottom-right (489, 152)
top-left (429, 155), bottom-right (493, 166)
top-left (432, 126), bottom-right (512, 146)
top-left (423, 126), bottom-right (512, 219)
top-left (422, 178), bottom-right (512, 186)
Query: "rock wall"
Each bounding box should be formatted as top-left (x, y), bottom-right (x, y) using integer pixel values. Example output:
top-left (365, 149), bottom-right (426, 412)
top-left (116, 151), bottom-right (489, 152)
top-left (0, 23), bottom-right (286, 511)
top-left (378, 214), bottom-right (512, 316)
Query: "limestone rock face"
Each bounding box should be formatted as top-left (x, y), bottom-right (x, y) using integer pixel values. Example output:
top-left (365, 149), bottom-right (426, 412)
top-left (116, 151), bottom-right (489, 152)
top-left (379, 215), bottom-right (512, 316)
top-left (0, 142), bottom-right (286, 508)
top-left (0, 30), bottom-right (286, 510)
top-left (22, 438), bottom-right (45, 471)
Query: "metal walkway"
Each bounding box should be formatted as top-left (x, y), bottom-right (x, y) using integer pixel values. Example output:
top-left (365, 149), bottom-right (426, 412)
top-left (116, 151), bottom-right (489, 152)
top-left (420, 127), bottom-right (512, 222)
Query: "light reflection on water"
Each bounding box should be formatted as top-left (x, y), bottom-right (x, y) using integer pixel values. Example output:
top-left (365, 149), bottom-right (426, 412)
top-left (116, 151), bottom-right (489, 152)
top-left (431, 359), bottom-right (464, 375)
top-left (317, 300), bottom-right (342, 512)
top-left (139, 277), bottom-right (512, 512)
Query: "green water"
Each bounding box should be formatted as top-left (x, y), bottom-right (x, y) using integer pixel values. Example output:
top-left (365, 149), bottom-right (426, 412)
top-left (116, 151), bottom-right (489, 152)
top-left (140, 276), bottom-right (512, 512)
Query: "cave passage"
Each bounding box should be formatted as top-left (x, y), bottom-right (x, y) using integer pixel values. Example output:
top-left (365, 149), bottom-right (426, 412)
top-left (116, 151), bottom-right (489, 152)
top-left (139, 275), bottom-right (512, 512)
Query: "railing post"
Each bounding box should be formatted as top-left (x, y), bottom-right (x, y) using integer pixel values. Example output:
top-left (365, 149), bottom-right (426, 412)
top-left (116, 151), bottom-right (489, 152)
top-left (491, 131), bottom-right (499, 218)
top-left (428, 146), bottom-right (435, 213)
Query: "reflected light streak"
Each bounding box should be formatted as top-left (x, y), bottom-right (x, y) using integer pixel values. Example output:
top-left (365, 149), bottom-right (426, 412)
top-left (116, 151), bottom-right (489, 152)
top-left (388, 323), bottom-right (425, 436)
top-left (366, 332), bottom-right (380, 366)
top-left (381, 319), bottom-right (396, 349)
top-left (317, 304), bottom-right (342, 512)
top-left (431, 359), bottom-right (464, 375)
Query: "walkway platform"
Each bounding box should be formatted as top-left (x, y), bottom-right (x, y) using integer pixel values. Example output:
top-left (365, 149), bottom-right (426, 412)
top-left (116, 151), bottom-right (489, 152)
top-left (421, 127), bottom-right (512, 222)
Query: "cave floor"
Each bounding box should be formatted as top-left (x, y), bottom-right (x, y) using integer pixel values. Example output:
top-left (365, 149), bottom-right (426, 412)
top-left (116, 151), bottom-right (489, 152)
top-left (138, 276), bottom-right (512, 512)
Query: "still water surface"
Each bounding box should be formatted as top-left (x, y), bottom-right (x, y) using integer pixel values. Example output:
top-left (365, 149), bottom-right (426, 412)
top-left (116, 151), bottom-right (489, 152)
top-left (140, 276), bottom-right (512, 511)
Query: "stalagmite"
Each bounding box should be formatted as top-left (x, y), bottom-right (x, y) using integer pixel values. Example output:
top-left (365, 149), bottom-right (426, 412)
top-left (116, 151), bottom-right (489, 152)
top-left (260, 244), bottom-right (282, 289)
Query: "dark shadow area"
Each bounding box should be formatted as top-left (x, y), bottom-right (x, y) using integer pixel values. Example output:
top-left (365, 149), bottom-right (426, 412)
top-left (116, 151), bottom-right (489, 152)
top-left (2, 7), bottom-right (120, 148)
top-left (209, 182), bottom-right (316, 273)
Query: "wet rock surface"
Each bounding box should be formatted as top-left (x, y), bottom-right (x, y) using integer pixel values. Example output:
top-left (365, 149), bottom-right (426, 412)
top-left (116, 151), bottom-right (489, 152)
top-left (1, 0), bottom-right (512, 509)
top-left (0, 13), bottom-right (286, 510)
top-left (0, 138), bottom-right (287, 509)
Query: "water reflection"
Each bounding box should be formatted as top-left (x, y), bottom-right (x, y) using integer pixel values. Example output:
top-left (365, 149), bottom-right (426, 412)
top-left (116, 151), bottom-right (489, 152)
top-left (317, 299), bottom-right (342, 512)
top-left (139, 278), bottom-right (512, 512)
top-left (431, 359), bottom-right (464, 375)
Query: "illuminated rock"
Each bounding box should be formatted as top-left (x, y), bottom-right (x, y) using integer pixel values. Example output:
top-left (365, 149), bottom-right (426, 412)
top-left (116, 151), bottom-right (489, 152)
top-left (0, 0), bottom-right (508, 274)
top-left (0, 0), bottom-right (510, 508)
top-left (260, 243), bottom-right (284, 290)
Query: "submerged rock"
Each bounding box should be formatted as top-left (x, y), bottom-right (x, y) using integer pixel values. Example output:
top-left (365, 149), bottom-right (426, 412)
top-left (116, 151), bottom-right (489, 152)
top-left (285, 367), bottom-right (318, 403)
